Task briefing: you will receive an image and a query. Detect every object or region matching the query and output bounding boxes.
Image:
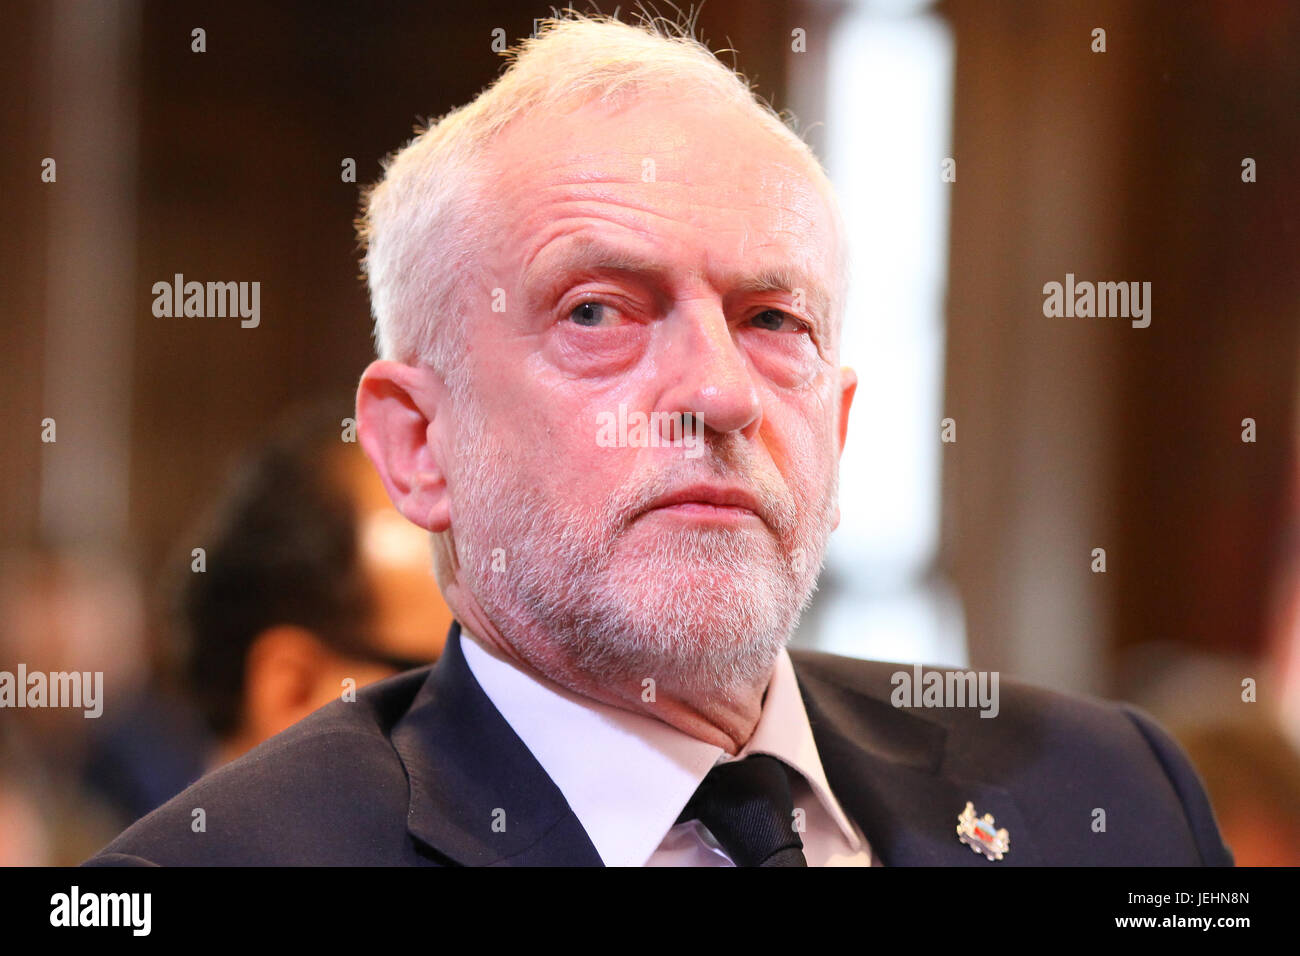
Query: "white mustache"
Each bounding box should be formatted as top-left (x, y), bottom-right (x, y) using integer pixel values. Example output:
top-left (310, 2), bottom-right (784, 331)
top-left (618, 467), bottom-right (796, 536)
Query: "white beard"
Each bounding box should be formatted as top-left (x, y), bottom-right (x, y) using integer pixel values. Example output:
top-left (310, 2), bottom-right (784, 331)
top-left (448, 403), bottom-right (838, 701)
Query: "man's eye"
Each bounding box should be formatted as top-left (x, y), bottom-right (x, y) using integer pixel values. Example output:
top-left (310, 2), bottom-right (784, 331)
top-left (750, 309), bottom-right (804, 332)
top-left (569, 301), bottom-right (609, 326)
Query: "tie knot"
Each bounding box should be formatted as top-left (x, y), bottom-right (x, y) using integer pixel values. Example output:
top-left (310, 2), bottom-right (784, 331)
top-left (677, 754), bottom-right (808, 867)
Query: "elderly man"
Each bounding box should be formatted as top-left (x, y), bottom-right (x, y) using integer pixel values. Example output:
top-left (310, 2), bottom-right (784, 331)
top-left (87, 14), bottom-right (1230, 867)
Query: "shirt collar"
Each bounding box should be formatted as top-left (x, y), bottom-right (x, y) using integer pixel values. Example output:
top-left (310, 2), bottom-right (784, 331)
top-left (740, 646), bottom-right (864, 853)
top-left (459, 628), bottom-right (861, 866)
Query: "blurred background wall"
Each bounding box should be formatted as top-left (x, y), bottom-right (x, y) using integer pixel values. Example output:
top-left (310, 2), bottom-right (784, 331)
top-left (1, 0), bottom-right (1298, 862)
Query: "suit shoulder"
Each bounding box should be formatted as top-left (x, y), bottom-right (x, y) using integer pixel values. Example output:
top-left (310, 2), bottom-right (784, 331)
top-left (791, 648), bottom-right (1131, 730)
top-left (789, 648), bottom-right (1232, 865)
top-left (84, 667), bottom-right (433, 866)
top-left (789, 647), bottom-right (1184, 751)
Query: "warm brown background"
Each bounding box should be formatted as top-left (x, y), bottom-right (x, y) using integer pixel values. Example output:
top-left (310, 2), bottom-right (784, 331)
top-left (2, 0), bottom-right (1297, 693)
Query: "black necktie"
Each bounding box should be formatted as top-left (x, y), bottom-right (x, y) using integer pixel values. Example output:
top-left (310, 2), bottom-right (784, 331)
top-left (675, 754), bottom-right (809, 867)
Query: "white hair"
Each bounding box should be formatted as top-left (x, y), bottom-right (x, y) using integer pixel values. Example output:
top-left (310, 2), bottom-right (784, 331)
top-left (357, 10), bottom-right (848, 388)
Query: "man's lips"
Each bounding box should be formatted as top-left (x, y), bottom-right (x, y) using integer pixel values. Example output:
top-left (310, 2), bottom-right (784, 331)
top-left (637, 484), bottom-right (765, 523)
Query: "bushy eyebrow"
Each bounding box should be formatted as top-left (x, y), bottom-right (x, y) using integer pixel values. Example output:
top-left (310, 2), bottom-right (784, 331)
top-left (522, 235), bottom-right (832, 323)
top-left (731, 267), bottom-right (832, 323)
top-left (522, 236), bottom-right (667, 307)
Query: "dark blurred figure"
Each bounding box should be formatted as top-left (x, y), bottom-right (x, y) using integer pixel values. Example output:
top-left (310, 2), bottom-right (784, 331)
top-left (78, 401), bottom-right (454, 837)
top-left (0, 546), bottom-right (161, 863)
top-left (176, 401), bottom-right (453, 767)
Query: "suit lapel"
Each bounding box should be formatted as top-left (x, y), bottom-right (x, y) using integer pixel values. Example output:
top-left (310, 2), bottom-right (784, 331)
top-left (390, 622), bottom-right (603, 866)
top-left (791, 654), bottom-right (1042, 866)
top-left (391, 623), bottom-right (1038, 866)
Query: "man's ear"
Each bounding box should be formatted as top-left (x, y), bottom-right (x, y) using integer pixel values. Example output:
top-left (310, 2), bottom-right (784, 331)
top-left (356, 360), bottom-right (451, 533)
top-left (832, 365), bottom-right (858, 530)
top-left (837, 365), bottom-right (857, 457)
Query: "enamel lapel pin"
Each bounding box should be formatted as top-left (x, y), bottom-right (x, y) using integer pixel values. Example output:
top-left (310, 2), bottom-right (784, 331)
top-left (957, 801), bottom-right (1010, 861)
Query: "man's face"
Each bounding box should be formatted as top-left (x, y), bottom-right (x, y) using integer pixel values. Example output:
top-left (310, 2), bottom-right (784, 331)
top-left (445, 94), bottom-right (853, 694)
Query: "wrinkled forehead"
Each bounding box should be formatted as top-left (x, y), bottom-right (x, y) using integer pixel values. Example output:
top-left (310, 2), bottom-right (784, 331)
top-left (477, 93), bottom-right (840, 289)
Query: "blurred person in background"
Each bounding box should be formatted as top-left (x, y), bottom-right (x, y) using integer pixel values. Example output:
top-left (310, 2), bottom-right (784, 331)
top-left (175, 401), bottom-right (453, 767)
top-left (0, 547), bottom-right (153, 863)
top-left (2, 402), bottom-right (453, 861)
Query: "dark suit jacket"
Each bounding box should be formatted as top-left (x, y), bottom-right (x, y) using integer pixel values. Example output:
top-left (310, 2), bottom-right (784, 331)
top-left (85, 622), bottom-right (1232, 866)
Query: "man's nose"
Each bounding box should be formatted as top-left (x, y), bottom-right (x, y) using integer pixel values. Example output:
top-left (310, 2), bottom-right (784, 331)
top-left (654, 301), bottom-right (762, 439)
